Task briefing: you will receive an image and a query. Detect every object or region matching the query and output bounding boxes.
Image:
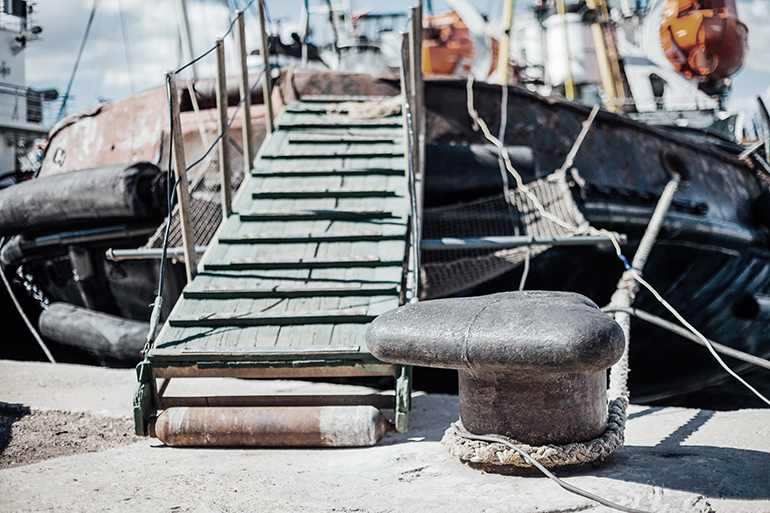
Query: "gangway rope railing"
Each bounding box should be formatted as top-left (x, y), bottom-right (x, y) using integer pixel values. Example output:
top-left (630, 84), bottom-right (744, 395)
top-left (144, 0), bottom-right (269, 353)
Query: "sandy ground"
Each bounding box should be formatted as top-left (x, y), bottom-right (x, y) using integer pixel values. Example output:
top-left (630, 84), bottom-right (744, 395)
top-left (1, 359), bottom-right (770, 513)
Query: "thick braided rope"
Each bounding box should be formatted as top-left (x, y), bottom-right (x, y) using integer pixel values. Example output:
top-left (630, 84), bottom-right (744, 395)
top-left (441, 397), bottom-right (628, 468)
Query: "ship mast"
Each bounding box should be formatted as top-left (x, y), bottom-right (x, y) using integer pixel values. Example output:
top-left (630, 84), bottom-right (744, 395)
top-left (496, 0), bottom-right (514, 85)
top-left (584, 0), bottom-right (625, 112)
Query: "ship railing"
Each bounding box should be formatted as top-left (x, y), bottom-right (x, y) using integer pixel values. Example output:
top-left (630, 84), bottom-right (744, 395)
top-left (158, 0), bottom-right (267, 284)
top-left (399, 5), bottom-right (424, 304)
top-left (137, 1), bottom-right (269, 345)
top-left (0, 81), bottom-right (58, 127)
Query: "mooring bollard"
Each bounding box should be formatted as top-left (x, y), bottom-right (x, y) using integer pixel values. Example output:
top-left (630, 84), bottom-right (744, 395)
top-left (366, 291), bottom-right (624, 446)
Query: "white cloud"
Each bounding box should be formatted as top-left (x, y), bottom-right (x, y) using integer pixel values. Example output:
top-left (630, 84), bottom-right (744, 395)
top-left (20, 0), bottom-right (770, 128)
top-left (739, 0), bottom-right (770, 74)
top-left (25, 0), bottom-right (233, 116)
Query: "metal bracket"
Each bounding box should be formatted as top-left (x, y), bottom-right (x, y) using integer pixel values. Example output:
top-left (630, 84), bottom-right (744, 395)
top-left (133, 360), bottom-right (157, 437)
top-left (394, 364), bottom-right (412, 433)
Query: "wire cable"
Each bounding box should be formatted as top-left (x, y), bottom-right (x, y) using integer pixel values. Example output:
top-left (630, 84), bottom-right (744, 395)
top-left (601, 305), bottom-right (770, 372)
top-left (57, 0), bottom-right (101, 121)
top-left (173, 0), bottom-right (256, 76)
top-left (0, 237), bottom-right (56, 364)
top-left (630, 269), bottom-right (770, 406)
top-left (450, 425), bottom-right (650, 513)
top-left (117, 0), bottom-right (136, 95)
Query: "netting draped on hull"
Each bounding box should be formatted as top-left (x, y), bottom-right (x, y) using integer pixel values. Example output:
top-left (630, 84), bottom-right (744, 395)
top-left (144, 159), bottom-right (244, 250)
top-left (420, 172), bottom-right (586, 299)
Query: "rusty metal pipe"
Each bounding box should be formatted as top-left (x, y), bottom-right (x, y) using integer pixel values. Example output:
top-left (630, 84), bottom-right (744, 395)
top-left (149, 406), bottom-right (392, 447)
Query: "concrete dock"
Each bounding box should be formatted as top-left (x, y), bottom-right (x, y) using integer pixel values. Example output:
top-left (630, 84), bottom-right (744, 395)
top-left (1, 359), bottom-right (769, 512)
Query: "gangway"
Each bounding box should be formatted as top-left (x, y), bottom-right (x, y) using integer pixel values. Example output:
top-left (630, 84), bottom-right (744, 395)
top-left (133, 95), bottom-right (415, 438)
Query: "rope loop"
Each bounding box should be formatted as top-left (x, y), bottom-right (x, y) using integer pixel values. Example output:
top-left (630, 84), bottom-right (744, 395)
top-left (441, 397), bottom-right (628, 468)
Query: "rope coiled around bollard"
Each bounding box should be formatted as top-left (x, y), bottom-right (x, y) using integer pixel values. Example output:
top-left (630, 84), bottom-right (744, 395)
top-left (441, 397), bottom-right (627, 468)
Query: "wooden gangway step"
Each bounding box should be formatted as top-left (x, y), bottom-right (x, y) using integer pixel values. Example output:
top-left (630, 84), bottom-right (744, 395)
top-left (219, 231), bottom-right (405, 244)
top-left (205, 256), bottom-right (401, 270)
top-left (251, 167), bottom-right (405, 177)
top-left (299, 95), bottom-right (397, 102)
top-left (184, 285), bottom-right (400, 299)
top-left (262, 149), bottom-right (404, 159)
top-left (288, 134), bottom-right (398, 144)
top-left (169, 309), bottom-right (377, 328)
top-left (253, 187), bottom-right (397, 199)
top-left (239, 209), bottom-right (397, 222)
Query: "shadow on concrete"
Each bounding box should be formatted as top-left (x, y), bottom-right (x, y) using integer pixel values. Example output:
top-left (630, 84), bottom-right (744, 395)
top-left (0, 402), bottom-right (31, 455)
top-left (393, 396), bottom-right (770, 500)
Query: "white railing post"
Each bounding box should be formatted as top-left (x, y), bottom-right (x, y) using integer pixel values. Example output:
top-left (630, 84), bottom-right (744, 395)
top-left (236, 10), bottom-right (255, 173)
top-left (165, 72), bottom-right (197, 281)
top-left (257, 0), bottom-right (274, 134)
top-left (215, 38), bottom-right (232, 218)
top-left (400, 32), bottom-right (420, 304)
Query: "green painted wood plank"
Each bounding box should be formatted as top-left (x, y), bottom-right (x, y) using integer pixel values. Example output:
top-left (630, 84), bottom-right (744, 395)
top-left (278, 120), bottom-right (402, 129)
top-left (253, 155), bottom-right (406, 174)
top-left (204, 256), bottom-right (402, 271)
top-left (299, 95), bottom-right (398, 103)
top-left (251, 167), bottom-right (405, 177)
top-left (252, 187), bottom-right (397, 199)
top-left (239, 209), bottom-right (396, 222)
top-left (184, 270), bottom-right (402, 291)
top-left (149, 340), bottom-right (376, 359)
top-left (169, 309), bottom-right (375, 328)
top-left (183, 284), bottom-right (399, 299)
top-left (288, 135), bottom-right (398, 144)
top-left (262, 150), bottom-right (404, 159)
top-left (219, 231), bottom-right (405, 244)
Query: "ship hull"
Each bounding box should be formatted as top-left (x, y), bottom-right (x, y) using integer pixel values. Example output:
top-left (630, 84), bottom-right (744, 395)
top-left (420, 78), bottom-right (770, 401)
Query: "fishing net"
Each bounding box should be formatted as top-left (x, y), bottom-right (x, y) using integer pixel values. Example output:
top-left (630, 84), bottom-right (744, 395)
top-left (143, 156), bottom-right (244, 250)
top-left (420, 173), bottom-right (586, 299)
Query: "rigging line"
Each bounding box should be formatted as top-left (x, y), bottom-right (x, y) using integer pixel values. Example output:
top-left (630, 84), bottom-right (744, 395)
top-left (631, 268), bottom-right (770, 406)
top-left (117, 0), bottom-right (136, 95)
top-left (450, 425), bottom-right (650, 513)
top-left (556, 103), bottom-right (600, 175)
top-left (601, 305), bottom-right (770, 372)
top-left (57, 0), bottom-right (101, 122)
top-left (184, 72), bottom-right (264, 173)
top-left (173, 0), bottom-right (256, 76)
top-left (497, 80), bottom-right (519, 234)
top-left (174, 45), bottom-right (217, 76)
top-left (597, 212), bottom-right (770, 405)
top-left (0, 237), bottom-right (56, 364)
top-left (465, 75), bottom-right (573, 232)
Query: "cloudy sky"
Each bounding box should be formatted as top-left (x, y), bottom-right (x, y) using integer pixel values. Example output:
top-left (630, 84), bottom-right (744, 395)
top-left (22, 0), bottom-right (770, 133)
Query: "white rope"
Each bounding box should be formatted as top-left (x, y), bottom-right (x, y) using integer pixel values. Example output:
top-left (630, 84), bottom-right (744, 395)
top-left (466, 76), bottom-right (575, 232)
top-left (466, 75), bottom-right (770, 430)
top-left (0, 240), bottom-right (56, 364)
top-left (632, 270), bottom-right (770, 406)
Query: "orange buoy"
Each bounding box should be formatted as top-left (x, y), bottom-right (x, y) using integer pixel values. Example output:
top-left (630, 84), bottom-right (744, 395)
top-left (660, 0), bottom-right (748, 93)
top-left (422, 11), bottom-right (499, 78)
